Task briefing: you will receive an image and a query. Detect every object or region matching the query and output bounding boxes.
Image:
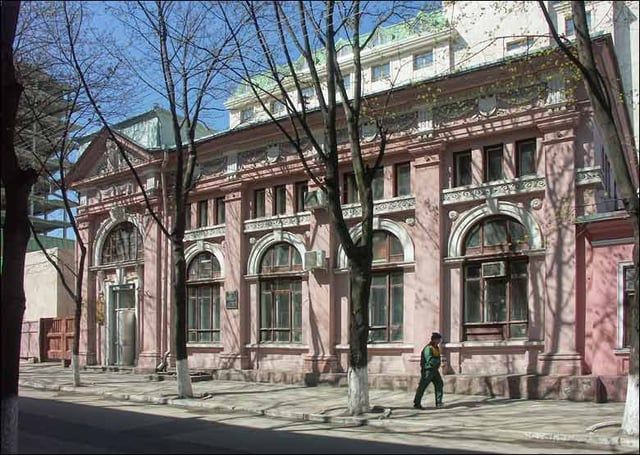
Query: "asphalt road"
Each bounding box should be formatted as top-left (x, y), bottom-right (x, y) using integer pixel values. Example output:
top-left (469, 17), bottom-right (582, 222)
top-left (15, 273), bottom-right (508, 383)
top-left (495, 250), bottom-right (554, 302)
top-left (18, 389), bottom-right (632, 454)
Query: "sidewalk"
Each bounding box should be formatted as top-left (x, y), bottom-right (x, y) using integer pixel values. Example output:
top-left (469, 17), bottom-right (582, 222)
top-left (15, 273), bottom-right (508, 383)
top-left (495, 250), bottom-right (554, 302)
top-left (18, 362), bottom-right (639, 451)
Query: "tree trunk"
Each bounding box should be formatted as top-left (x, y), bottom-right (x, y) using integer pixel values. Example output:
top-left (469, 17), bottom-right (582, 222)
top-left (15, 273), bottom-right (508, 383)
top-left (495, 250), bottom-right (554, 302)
top-left (347, 259), bottom-right (371, 415)
top-left (622, 231), bottom-right (639, 436)
top-left (72, 296), bottom-right (82, 387)
top-left (172, 237), bottom-right (193, 398)
top-left (1, 2), bottom-right (31, 453)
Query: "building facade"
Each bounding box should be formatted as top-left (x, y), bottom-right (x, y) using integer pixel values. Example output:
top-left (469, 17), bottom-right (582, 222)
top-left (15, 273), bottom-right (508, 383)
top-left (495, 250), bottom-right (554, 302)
top-left (69, 2), bottom-right (637, 393)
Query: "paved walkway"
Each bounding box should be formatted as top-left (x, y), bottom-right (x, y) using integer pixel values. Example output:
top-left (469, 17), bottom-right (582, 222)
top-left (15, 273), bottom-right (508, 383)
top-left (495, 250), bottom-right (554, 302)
top-left (18, 363), bottom-right (639, 451)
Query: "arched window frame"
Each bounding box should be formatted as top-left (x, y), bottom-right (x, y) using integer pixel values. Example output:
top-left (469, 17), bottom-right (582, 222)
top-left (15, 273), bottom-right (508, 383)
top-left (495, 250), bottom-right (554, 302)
top-left (464, 216), bottom-right (531, 256)
top-left (186, 251), bottom-right (222, 343)
top-left (100, 221), bottom-right (143, 265)
top-left (258, 242), bottom-right (303, 343)
top-left (462, 217), bottom-right (530, 341)
top-left (369, 231), bottom-right (405, 343)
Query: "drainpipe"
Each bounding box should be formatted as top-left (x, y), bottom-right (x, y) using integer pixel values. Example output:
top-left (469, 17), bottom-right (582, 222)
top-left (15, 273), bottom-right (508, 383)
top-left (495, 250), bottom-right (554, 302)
top-left (160, 145), bottom-right (169, 359)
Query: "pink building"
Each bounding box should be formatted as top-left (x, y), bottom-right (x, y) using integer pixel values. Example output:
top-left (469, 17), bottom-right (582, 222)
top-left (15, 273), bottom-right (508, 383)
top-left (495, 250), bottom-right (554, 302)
top-left (69, 35), bottom-right (636, 400)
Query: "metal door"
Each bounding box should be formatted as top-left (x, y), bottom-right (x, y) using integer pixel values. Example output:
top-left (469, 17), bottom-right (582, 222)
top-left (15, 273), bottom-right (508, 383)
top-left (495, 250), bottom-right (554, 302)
top-left (110, 284), bottom-right (136, 366)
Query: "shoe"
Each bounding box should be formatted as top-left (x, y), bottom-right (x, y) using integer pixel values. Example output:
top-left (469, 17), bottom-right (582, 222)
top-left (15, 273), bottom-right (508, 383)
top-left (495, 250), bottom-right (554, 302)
top-left (436, 403), bottom-right (444, 409)
top-left (413, 403), bottom-right (424, 410)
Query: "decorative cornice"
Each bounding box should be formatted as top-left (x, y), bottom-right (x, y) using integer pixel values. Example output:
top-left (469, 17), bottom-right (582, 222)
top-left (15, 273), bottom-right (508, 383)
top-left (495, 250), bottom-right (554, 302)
top-left (184, 224), bottom-right (225, 241)
top-left (575, 166), bottom-right (603, 187)
top-left (341, 195), bottom-right (416, 219)
top-left (244, 212), bottom-right (311, 233)
top-left (442, 176), bottom-right (545, 205)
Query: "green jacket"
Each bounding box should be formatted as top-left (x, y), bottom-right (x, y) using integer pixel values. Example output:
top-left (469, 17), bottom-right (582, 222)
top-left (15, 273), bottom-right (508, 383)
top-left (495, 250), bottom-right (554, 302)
top-left (420, 344), bottom-right (441, 370)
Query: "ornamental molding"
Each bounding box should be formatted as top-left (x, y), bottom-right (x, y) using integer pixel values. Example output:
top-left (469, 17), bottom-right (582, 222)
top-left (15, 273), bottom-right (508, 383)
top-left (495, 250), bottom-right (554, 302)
top-left (199, 157), bottom-right (227, 177)
top-left (442, 176), bottom-right (545, 206)
top-left (342, 195), bottom-right (416, 219)
top-left (244, 212), bottom-right (311, 233)
top-left (575, 166), bottom-right (603, 187)
top-left (184, 224), bottom-right (225, 241)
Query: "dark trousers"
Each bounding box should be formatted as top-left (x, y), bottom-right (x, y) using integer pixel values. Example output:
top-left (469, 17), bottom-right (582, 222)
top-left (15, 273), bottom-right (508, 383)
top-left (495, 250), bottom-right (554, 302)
top-left (413, 368), bottom-right (443, 406)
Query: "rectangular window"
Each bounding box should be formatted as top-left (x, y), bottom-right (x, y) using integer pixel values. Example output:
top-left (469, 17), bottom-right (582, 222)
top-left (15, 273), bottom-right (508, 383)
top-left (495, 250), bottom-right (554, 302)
top-left (260, 279), bottom-right (302, 343)
top-left (301, 86), bottom-right (315, 107)
top-left (369, 272), bottom-right (404, 343)
top-left (371, 62), bottom-right (390, 82)
top-left (343, 172), bottom-right (359, 204)
top-left (187, 285), bottom-right (221, 343)
top-left (197, 200), bottom-right (208, 228)
top-left (484, 144), bottom-right (503, 182)
top-left (342, 73), bottom-right (351, 93)
top-left (254, 188), bottom-right (265, 218)
top-left (240, 107), bottom-right (253, 123)
top-left (215, 196), bottom-right (225, 224)
top-left (454, 151), bottom-right (472, 187)
top-left (394, 162), bottom-right (411, 196)
top-left (516, 139), bottom-right (537, 177)
top-left (566, 11), bottom-right (591, 36)
top-left (372, 167), bottom-right (384, 201)
top-left (463, 260), bottom-right (528, 340)
top-left (270, 100), bottom-right (286, 115)
top-left (622, 265), bottom-right (636, 348)
top-left (273, 185), bottom-right (287, 215)
top-left (295, 181), bottom-right (308, 213)
top-left (186, 203), bottom-right (192, 230)
top-left (413, 50), bottom-right (434, 70)
top-left (506, 37), bottom-right (534, 54)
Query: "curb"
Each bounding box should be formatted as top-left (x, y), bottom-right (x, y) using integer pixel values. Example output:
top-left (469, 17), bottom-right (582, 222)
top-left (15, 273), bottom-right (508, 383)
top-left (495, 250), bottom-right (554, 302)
top-left (19, 380), bottom-right (636, 449)
top-left (524, 431), bottom-right (640, 450)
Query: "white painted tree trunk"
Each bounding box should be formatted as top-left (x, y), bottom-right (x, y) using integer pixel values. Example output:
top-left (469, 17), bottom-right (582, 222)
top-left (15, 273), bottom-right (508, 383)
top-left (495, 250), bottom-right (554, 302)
top-left (176, 358), bottom-right (193, 398)
top-left (347, 366), bottom-right (369, 415)
top-left (622, 373), bottom-right (639, 436)
top-left (1, 395), bottom-right (18, 453)
top-left (71, 354), bottom-right (81, 387)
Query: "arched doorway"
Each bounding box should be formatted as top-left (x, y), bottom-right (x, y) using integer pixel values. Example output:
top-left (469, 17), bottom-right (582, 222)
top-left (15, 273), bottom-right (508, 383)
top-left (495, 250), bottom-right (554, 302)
top-left (99, 220), bottom-right (143, 366)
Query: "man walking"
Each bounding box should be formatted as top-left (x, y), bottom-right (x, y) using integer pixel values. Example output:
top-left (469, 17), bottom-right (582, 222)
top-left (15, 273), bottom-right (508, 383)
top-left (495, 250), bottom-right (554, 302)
top-left (413, 332), bottom-right (444, 410)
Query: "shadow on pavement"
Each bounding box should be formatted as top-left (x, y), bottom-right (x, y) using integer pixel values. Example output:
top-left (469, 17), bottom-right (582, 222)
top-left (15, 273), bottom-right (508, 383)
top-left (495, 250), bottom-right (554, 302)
top-left (19, 395), bottom-right (489, 454)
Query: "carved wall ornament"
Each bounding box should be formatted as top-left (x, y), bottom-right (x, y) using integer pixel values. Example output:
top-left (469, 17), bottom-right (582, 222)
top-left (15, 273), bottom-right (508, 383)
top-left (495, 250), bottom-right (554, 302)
top-left (200, 157), bottom-right (227, 177)
top-left (109, 206), bottom-right (127, 222)
top-left (477, 95), bottom-right (497, 117)
top-left (442, 176), bottom-right (546, 205)
top-left (342, 195), bottom-right (416, 219)
top-left (529, 198), bottom-right (543, 210)
top-left (448, 210), bottom-right (459, 220)
top-left (266, 145), bottom-right (281, 163)
top-left (244, 212), bottom-right (311, 233)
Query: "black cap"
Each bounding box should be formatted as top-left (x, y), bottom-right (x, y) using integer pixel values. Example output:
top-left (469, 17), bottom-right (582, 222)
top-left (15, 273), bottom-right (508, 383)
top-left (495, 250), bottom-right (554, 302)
top-left (431, 332), bottom-right (442, 340)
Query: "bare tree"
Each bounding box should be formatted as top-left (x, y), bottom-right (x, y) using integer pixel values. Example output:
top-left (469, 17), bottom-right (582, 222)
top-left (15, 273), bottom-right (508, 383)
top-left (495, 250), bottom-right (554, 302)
top-left (1, 1), bottom-right (37, 452)
top-left (220, 0), bottom-right (420, 415)
top-left (537, 0), bottom-right (639, 437)
top-left (12, 0), bottom-right (134, 389)
top-left (64, 0), bottom-right (235, 397)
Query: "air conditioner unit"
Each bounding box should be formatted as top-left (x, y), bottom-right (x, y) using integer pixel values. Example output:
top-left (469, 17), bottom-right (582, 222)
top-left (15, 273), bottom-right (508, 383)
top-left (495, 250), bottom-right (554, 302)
top-left (304, 189), bottom-right (327, 210)
top-left (481, 261), bottom-right (507, 278)
top-left (304, 250), bottom-right (326, 271)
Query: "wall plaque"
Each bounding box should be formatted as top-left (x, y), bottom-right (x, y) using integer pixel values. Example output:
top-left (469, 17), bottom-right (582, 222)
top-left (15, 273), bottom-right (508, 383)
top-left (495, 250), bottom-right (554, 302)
top-left (225, 290), bottom-right (238, 309)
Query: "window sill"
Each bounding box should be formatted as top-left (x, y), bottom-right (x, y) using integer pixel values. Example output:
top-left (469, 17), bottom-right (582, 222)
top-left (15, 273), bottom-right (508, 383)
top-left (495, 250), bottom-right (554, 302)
top-left (334, 343), bottom-right (414, 351)
top-left (443, 340), bottom-right (544, 349)
top-left (245, 343), bottom-right (309, 350)
top-left (187, 343), bottom-right (223, 349)
top-left (613, 348), bottom-right (630, 356)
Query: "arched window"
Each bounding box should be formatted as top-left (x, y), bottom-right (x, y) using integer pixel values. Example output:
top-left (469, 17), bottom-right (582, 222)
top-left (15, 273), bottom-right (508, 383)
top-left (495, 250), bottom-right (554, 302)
top-left (462, 217), bottom-right (529, 341)
top-left (101, 222), bottom-right (142, 265)
top-left (464, 217), bottom-right (530, 255)
top-left (259, 242), bottom-right (302, 343)
top-left (260, 242), bottom-right (302, 274)
top-left (369, 231), bottom-right (404, 343)
top-left (187, 252), bottom-right (221, 342)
